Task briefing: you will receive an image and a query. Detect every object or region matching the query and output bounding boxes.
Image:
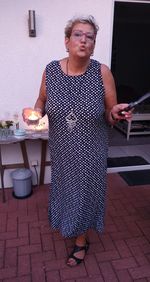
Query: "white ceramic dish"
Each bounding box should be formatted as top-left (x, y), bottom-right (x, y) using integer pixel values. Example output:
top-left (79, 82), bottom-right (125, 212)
top-left (14, 129), bottom-right (26, 136)
top-left (14, 135), bottom-right (25, 139)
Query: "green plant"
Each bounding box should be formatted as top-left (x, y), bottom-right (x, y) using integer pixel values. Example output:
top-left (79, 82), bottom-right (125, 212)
top-left (0, 120), bottom-right (14, 129)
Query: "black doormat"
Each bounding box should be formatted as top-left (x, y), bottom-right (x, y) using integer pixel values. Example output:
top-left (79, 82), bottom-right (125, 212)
top-left (107, 156), bottom-right (149, 167)
top-left (119, 170), bottom-right (150, 186)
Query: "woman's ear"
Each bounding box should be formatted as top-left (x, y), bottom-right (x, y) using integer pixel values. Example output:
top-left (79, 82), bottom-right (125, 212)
top-left (91, 41), bottom-right (96, 55)
top-left (65, 37), bottom-right (69, 52)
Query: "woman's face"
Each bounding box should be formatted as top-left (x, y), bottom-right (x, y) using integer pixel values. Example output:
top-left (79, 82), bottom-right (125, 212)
top-left (65, 23), bottom-right (96, 59)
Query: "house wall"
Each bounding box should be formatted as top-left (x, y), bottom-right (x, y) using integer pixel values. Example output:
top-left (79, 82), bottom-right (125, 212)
top-left (0, 0), bottom-right (115, 188)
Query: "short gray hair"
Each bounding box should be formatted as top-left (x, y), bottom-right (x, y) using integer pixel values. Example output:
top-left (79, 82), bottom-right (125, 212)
top-left (65, 15), bottom-right (99, 38)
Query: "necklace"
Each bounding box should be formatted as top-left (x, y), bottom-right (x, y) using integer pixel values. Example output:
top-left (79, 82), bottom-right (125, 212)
top-left (65, 59), bottom-right (78, 132)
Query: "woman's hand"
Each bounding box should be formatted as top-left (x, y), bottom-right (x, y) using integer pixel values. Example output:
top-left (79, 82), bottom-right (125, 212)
top-left (110, 103), bottom-right (133, 122)
top-left (22, 107), bottom-right (42, 125)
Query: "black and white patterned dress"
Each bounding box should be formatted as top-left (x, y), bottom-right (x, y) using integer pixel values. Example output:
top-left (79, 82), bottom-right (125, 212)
top-left (45, 59), bottom-right (109, 238)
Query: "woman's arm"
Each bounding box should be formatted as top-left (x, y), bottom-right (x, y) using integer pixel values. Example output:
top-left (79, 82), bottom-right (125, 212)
top-left (101, 64), bottom-right (131, 125)
top-left (34, 70), bottom-right (47, 116)
top-left (22, 70), bottom-right (47, 123)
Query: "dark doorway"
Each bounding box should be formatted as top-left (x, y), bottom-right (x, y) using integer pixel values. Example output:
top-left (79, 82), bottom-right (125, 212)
top-left (111, 1), bottom-right (150, 104)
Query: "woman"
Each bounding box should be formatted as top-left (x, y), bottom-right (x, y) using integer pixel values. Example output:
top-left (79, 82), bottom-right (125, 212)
top-left (23, 15), bottom-right (131, 267)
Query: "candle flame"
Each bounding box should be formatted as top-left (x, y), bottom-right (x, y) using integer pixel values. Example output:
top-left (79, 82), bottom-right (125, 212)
top-left (29, 112), bottom-right (39, 121)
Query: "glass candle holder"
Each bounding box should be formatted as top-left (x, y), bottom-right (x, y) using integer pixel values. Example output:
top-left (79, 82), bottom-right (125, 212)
top-left (0, 128), bottom-right (13, 139)
top-left (28, 111), bottom-right (39, 125)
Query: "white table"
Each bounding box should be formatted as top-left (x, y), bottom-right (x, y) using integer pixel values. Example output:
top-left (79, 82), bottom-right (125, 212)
top-left (115, 113), bottom-right (150, 140)
top-left (0, 131), bottom-right (50, 202)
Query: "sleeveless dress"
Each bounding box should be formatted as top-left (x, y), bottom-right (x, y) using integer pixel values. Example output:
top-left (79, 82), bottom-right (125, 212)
top-left (45, 59), bottom-right (109, 238)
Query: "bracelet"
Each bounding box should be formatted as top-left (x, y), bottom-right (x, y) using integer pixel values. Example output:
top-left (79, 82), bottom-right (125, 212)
top-left (110, 111), bottom-right (117, 122)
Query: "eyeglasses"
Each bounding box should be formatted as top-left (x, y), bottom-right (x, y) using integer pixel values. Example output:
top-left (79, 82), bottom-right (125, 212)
top-left (71, 30), bottom-right (95, 42)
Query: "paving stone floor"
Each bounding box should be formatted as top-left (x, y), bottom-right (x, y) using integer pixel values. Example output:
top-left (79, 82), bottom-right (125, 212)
top-left (0, 173), bottom-right (150, 282)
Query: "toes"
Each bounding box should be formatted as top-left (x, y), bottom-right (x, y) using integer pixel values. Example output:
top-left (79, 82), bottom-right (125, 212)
top-left (67, 258), bottom-right (77, 266)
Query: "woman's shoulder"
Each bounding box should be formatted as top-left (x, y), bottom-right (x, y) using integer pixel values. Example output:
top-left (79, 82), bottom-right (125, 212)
top-left (90, 60), bottom-right (113, 82)
top-left (91, 59), bottom-right (106, 72)
top-left (91, 59), bottom-right (101, 66)
top-left (45, 60), bottom-right (61, 75)
top-left (91, 59), bottom-right (110, 71)
top-left (100, 64), bottom-right (112, 78)
top-left (101, 63), bottom-right (110, 71)
top-left (46, 60), bottom-right (58, 68)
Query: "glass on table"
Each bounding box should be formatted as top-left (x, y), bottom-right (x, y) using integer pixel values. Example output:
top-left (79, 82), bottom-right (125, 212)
top-left (13, 112), bottom-right (19, 129)
top-left (0, 128), bottom-right (12, 139)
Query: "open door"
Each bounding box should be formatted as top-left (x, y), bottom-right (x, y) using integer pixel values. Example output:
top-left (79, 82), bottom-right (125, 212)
top-left (109, 1), bottom-right (150, 146)
top-left (111, 1), bottom-right (150, 103)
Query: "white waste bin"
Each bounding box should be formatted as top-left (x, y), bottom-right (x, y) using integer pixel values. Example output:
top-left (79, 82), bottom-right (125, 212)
top-left (11, 168), bottom-right (32, 199)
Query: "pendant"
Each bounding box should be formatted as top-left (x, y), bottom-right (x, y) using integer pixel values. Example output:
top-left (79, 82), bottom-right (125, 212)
top-left (65, 109), bottom-right (78, 132)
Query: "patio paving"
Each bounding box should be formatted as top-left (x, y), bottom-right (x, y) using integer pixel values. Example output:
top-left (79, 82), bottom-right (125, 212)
top-left (0, 173), bottom-right (150, 281)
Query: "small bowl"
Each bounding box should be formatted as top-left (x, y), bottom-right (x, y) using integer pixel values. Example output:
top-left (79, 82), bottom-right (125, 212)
top-left (14, 129), bottom-right (26, 136)
top-left (28, 113), bottom-right (39, 125)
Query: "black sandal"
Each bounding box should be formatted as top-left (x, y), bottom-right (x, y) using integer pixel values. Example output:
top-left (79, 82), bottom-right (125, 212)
top-left (67, 240), bottom-right (89, 267)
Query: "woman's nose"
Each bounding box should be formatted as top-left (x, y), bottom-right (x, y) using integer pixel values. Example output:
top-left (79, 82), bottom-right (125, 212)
top-left (80, 34), bottom-right (86, 42)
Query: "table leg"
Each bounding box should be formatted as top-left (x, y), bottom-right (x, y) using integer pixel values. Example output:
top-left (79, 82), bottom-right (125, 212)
top-left (0, 145), bottom-right (6, 203)
top-left (20, 140), bottom-right (30, 168)
top-left (39, 139), bottom-right (51, 185)
top-left (127, 120), bottom-right (132, 140)
top-left (39, 140), bottom-right (47, 185)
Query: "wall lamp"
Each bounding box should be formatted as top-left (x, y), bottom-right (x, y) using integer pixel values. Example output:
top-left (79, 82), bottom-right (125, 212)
top-left (28, 10), bottom-right (36, 37)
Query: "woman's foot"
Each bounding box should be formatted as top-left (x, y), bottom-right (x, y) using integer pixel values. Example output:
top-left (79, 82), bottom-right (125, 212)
top-left (67, 240), bottom-right (89, 267)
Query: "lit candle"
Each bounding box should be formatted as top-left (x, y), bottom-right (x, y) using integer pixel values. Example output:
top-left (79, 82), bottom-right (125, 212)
top-left (28, 111), bottom-right (39, 125)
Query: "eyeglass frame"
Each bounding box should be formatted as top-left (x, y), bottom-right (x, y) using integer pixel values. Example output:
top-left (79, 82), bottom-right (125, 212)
top-left (70, 30), bottom-right (96, 42)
